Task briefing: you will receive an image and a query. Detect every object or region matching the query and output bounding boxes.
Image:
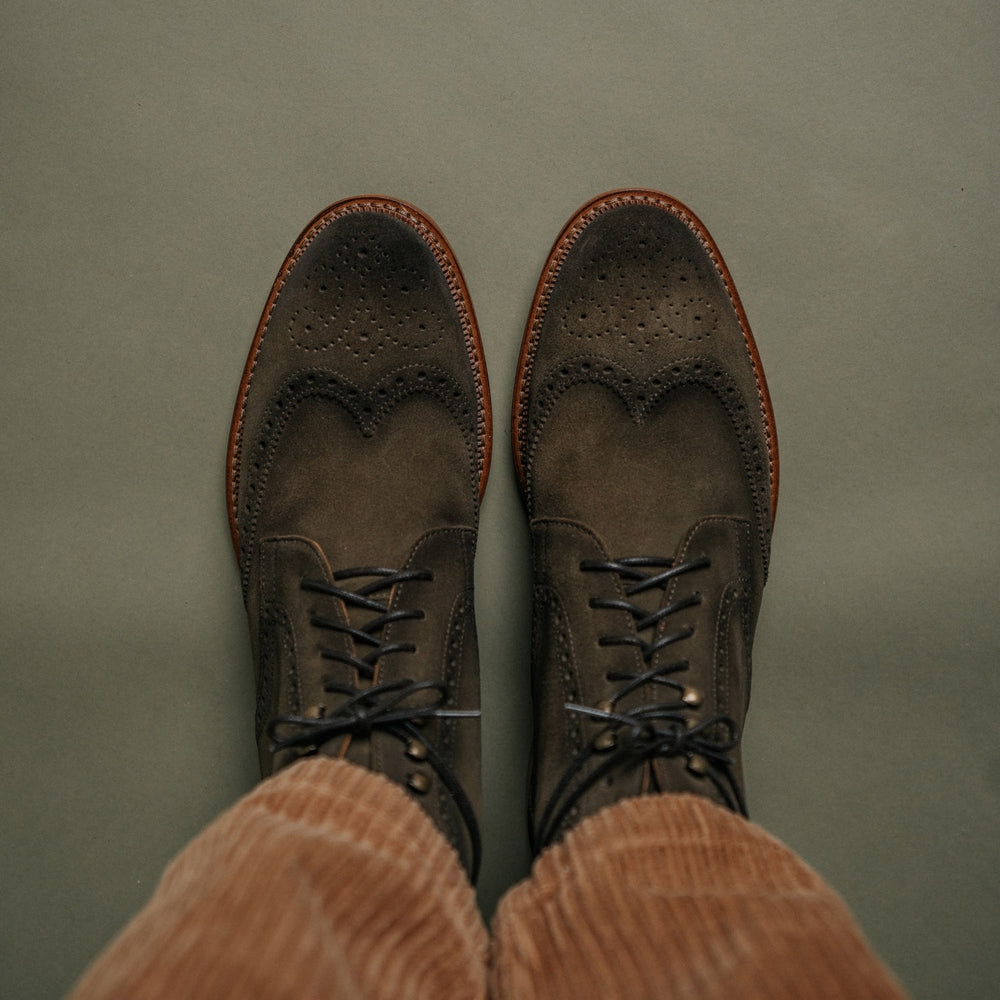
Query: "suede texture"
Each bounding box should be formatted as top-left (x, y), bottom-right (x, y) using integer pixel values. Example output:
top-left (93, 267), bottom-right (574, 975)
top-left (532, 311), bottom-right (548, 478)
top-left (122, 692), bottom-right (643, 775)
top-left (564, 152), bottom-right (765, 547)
top-left (515, 191), bottom-right (776, 848)
top-left (229, 199), bottom-right (489, 876)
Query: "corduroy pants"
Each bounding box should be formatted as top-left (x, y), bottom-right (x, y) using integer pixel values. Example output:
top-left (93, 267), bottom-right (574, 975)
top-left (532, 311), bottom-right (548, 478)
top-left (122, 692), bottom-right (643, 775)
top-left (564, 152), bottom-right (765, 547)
top-left (69, 757), bottom-right (907, 1000)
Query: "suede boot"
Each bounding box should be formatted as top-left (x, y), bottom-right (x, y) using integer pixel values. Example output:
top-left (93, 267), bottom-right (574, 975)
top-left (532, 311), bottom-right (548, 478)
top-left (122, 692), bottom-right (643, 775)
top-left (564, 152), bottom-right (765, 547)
top-left (227, 197), bottom-right (491, 879)
top-left (513, 189), bottom-right (778, 851)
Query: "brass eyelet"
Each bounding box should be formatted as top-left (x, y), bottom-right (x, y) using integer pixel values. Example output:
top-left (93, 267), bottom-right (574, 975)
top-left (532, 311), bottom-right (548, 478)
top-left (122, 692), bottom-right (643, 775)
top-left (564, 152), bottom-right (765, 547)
top-left (593, 730), bottom-right (616, 752)
top-left (405, 738), bottom-right (428, 761)
top-left (686, 753), bottom-right (709, 776)
top-left (681, 686), bottom-right (702, 708)
top-left (407, 772), bottom-right (430, 794)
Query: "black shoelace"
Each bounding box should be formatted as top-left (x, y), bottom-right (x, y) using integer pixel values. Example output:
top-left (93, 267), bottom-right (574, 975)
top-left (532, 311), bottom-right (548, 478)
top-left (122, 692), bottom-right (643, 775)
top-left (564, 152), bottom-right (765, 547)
top-left (267, 566), bottom-right (482, 881)
top-left (533, 555), bottom-right (746, 852)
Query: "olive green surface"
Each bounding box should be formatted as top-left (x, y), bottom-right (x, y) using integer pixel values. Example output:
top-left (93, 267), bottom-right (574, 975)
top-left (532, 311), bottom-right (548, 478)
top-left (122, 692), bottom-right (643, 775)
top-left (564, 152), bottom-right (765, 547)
top-left (2, 3), bottom-right (997, 998)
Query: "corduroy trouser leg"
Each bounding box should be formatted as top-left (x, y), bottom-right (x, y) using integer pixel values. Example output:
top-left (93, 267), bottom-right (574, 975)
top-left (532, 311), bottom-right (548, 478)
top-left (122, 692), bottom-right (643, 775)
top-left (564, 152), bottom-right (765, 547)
top-left (68, 757), bottom-right (907, 1000)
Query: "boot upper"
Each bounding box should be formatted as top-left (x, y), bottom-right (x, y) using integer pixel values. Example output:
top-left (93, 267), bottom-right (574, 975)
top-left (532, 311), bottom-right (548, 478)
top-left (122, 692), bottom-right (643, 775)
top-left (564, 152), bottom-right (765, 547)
top-left (228, 198), bottom-right (491, 878)
top-left (514, 191), bottom-right (777, 850)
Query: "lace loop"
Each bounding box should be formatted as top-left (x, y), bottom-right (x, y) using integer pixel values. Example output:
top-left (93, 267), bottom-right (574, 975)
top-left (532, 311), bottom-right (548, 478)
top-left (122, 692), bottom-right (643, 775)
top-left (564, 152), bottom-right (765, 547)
top-left (533, 554), bottom-right (745, 852)
top-left (269, 678), bottom-right (478, 746)
top-left (267, 566), bottom-right (482, 882)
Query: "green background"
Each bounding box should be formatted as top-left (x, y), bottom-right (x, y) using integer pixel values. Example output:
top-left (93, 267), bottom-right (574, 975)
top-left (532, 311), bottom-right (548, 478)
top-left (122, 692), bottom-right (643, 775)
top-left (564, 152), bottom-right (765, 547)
top-left (3, 2), bottom-right (997, 997)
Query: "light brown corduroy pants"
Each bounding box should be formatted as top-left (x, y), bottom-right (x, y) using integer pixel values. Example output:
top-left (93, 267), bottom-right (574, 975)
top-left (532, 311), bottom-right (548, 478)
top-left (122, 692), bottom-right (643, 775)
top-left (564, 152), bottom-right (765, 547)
top-left (69, 757), bottom-right (907, 1000)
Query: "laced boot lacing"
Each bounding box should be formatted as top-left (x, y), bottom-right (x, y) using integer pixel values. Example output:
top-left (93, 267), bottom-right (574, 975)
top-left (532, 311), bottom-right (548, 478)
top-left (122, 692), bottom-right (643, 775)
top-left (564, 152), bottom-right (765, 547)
top-left (533, 554), bottom-right (746, 852)
top-left (267, 566), bottom-right (482, 881)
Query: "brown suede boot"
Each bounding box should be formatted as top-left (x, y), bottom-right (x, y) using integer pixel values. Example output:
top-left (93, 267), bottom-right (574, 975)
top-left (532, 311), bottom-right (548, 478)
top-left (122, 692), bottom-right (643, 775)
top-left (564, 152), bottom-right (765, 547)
top-left (227, 197), bottom-right (491, 880)
top-left (513, 189), bottom-right (778, 852)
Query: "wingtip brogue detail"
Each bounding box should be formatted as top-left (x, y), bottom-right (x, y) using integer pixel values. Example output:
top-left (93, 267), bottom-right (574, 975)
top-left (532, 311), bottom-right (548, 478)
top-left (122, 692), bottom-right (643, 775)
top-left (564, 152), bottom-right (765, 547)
top-left (234, 363), bottom-right (481, 597)
top-left (512, 188), bottom-right (777, 525)
top-left (520, 353), bottom-right (773, 578)
top-left (228, 196), bottom-right (492, 562)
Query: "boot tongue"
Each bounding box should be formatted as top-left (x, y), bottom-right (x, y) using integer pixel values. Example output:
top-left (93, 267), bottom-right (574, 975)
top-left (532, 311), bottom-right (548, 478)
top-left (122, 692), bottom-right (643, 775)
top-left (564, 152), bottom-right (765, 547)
top-left (329, 567), bottom-right (398, 640)
top-left (610, 546), bottom-right (693, 628)
top-left (621, 562), bottom-right (671, 619)
top-left (608, 528), bottom-right (709, 720)
top-left (296, 562), bottom-right (393, 767)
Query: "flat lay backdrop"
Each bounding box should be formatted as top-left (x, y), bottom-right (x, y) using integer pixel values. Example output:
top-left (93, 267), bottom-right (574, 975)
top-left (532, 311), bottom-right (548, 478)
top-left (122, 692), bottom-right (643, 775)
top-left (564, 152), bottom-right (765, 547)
top-left (3, 2), bottom-right (997, 997)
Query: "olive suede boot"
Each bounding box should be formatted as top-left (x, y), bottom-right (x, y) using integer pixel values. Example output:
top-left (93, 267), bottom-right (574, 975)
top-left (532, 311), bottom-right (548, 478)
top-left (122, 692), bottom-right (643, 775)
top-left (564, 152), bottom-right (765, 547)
top-left (227, 197), bottom-right (491, 880)
top-left (513, 190), bottom-right (778, 852)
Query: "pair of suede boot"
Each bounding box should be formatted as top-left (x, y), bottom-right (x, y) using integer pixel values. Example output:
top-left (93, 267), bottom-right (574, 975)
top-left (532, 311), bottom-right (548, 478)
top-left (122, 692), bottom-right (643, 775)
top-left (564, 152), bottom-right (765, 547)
top-left (226, 190), bottom-right (778, 883)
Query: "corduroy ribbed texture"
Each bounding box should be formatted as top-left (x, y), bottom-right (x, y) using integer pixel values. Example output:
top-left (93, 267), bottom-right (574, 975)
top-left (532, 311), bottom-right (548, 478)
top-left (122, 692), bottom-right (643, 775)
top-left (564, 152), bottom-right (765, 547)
top-left (68, 757), bottom-right (488, 1000)
top-left (68, 764), bottom-right (908, 1000)
top-left (490, 793), bottom-right (909, 1000)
